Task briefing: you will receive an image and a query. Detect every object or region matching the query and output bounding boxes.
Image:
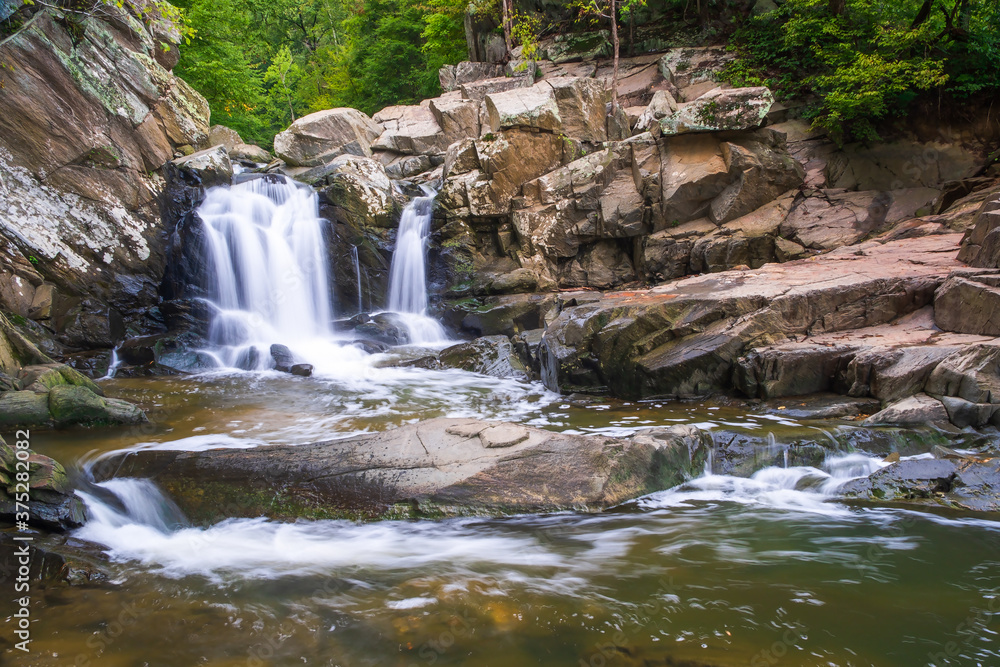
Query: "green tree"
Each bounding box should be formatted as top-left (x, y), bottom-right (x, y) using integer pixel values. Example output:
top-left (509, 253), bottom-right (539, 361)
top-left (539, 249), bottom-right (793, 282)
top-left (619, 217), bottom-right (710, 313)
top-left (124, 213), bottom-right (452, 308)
top-left (723, 0), bottom-right (1000, 143)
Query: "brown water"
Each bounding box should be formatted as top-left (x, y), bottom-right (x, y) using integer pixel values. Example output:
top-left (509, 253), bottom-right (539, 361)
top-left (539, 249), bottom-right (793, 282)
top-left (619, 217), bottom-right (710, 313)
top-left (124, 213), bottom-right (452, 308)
top-left (3, 368), bottom-right (1000, 666)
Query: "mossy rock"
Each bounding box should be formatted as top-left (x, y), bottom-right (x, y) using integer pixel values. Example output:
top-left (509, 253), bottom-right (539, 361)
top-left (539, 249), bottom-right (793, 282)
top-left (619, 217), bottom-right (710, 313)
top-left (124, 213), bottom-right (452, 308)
top-left (0, 390), bottom-right (51, 426)
top-left (47, 385), bottom-right (146, 427)
top-left (18, 363), bottom-right (104, 396)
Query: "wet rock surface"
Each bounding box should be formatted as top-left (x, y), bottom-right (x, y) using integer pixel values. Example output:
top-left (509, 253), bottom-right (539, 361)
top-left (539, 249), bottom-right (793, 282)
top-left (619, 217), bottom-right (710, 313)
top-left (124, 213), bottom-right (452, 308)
top-left (0, 437), bottom-right (84, 531)
top-left (92, 418), bottom-right (713, 522)
top-left (841, 454), bottom-right (1000, 513)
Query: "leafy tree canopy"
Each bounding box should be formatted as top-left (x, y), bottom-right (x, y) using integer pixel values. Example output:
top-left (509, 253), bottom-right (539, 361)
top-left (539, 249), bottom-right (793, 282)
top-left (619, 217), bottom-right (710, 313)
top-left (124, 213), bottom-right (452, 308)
top-left (173, 0), bottom-right (468, 148)
top-left (722, 0), bottom-right (1000, 143)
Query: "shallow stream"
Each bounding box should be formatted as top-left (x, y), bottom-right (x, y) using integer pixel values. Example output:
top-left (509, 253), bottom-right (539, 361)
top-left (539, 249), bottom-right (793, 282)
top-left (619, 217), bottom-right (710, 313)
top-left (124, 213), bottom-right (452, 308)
top-left (3, 359), bottom-right (999, 667)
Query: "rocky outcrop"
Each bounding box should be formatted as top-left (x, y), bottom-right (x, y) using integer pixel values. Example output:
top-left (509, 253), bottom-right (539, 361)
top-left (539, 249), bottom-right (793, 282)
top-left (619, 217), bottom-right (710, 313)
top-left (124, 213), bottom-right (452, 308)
top-left (273, 108), bottom-right (382, 167)
top-left (538, 235), bottom-right (961, 398)
top-left (91, 418), bottom-right (713, 521)
top-left (0, 3), bottom-right (210, 345)
top-left (956, 191), bottom-right (1000, 267)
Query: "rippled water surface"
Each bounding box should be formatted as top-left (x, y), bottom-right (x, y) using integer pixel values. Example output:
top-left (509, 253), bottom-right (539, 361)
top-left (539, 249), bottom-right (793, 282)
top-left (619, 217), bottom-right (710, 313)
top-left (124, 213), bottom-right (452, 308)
top-left (6, 361), bottom-right (1000, 667)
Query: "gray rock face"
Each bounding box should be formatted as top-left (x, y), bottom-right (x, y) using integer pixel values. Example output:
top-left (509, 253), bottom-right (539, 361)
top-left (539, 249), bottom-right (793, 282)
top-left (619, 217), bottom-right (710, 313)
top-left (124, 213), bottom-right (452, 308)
top-left (0, 6), bottom-right (210, 331)
top-left (273, 108), bottom-right (382, 167)
top-left (934, 273), bottom-right (1000, 336)
top-left (91, 418), bottom-right (713, 522)
top-left (780, 190), bottom-right (892, 249)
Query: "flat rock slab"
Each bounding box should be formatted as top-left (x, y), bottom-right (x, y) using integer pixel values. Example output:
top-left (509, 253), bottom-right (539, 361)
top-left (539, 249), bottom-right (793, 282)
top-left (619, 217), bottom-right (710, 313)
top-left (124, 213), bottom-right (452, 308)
top-left (91, 419), bottom-right (712, 523)
top-left (479, 424), bottom-right (530, 448)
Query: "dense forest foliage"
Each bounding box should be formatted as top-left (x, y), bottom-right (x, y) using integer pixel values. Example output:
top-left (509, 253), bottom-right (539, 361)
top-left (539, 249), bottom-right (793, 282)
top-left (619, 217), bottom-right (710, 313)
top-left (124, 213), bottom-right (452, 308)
top-left (169, 0), bottom-right (1000, 148)
top-left (172, 0), bottom-right (469, 147)
top-left (723, 0), bottom-right (1000, 142)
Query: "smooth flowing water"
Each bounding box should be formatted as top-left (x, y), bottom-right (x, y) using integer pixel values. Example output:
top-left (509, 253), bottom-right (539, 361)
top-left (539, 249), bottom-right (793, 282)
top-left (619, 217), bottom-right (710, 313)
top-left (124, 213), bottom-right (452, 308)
top-left (197, 175), bottom-right (334, 370)
top-left (4, 180), bottom-right (999, 666)
top-left (385, 193), bottom-right (446, 344)
top-left (11, 370), bottom-right (1000, 667)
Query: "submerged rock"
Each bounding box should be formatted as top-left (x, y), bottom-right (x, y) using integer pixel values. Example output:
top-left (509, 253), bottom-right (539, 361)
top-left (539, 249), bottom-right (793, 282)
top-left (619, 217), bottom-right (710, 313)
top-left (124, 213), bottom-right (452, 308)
top-left (91, 418), bottom-right (713, 522)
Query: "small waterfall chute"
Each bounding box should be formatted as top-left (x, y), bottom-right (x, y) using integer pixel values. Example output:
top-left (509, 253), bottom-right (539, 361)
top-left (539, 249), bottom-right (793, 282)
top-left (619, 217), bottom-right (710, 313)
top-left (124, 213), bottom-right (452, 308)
top-left (384, 192), bottom-right (446, 344)
top-left (351, 245), bottom-right (363, 314)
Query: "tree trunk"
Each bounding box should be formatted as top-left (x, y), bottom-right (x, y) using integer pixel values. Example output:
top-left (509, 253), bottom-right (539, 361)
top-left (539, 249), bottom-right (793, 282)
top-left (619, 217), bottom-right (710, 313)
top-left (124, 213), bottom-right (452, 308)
top-left (629, 3), bottom-right (635, 57)
top-left (611, 0), bottom-right (620, 111)
top-left (958, 0), bottom-right (972, 33)
top-left (910, 0), bottom-right (934, 29)
top-left (828, 0), bottom-right (846, 15)
top-left (502, 0), bottom-right (513, 59)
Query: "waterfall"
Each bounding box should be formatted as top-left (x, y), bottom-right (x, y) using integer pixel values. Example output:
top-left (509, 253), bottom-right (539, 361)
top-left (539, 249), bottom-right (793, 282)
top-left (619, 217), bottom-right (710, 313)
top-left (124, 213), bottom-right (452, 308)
top-left (351, 245), bottom-right (363, 314)
top-left (387, 194), bottom-right (434, 313)
top-left (197, 174), bottom-right (334, 368)
top-left (101, 346), bottom-right (121, 380)
top-left (385, 193), bottom-right (446, 344)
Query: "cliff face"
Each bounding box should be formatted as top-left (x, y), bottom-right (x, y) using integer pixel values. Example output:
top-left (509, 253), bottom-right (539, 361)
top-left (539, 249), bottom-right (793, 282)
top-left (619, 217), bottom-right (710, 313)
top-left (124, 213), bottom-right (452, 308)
top-left (0, 2), bottom-right (209, 348)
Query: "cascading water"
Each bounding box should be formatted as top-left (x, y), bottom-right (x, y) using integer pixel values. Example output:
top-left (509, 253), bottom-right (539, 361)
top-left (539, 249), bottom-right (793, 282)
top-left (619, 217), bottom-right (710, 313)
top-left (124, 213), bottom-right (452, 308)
top-left (385, 192), bottom-right (446, 344)
top-left (196, 174), bottom-right (334, 369)
top-left (351, 245), bottom-right (363, 314)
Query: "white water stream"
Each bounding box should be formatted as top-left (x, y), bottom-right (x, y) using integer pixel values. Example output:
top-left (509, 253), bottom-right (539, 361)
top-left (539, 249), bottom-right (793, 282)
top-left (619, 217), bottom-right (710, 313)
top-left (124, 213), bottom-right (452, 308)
top-left (76, 452), bottom-right (895, 580)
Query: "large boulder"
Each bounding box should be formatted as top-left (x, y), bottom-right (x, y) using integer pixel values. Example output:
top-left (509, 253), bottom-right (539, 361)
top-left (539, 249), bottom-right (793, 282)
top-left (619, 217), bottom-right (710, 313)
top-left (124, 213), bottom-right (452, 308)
top-left (654, 87), bottom-right (774, 136)
top-left (709, 133), bottom-right (804, 223)
top-left (438, 335), bottom-right (529, 379)
top-left (934, 273), bottom-right (1000, 336)
top-left (459, 75), bottom-right (533, 102)
top-left (483, 77), bottom-right (610, 142)
top-left (170, 145), bottom-right (233, 188)
top-left (273, 108), bottom-right (382, 167)
top-left (780, 190), bottom-right (892, 250)
top-left (372, 103), bottom-right (449, 156)
top-left (315, 155), bottom-right (397, 229)
top-left (864, 394), bottom-right (950, 425)
top-left (91, 418), bottom-right (712, 521)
